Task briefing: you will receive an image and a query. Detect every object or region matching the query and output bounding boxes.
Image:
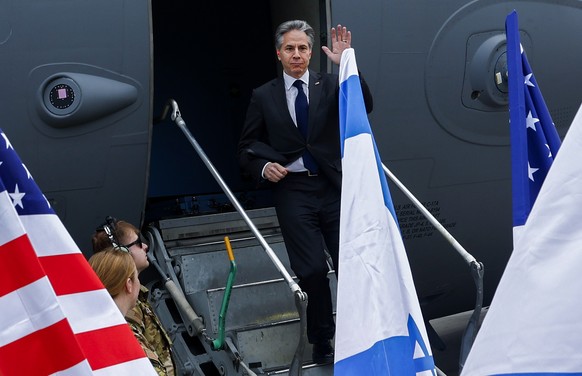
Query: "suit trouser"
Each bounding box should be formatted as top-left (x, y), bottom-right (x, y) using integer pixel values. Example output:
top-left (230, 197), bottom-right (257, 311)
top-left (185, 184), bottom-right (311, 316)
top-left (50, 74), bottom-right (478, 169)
top-left (273, 172), bottom-right (340, 344)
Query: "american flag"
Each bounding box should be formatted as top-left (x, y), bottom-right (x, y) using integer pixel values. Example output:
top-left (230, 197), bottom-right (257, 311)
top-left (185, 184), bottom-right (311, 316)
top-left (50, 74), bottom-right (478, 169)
top-left (0, 129), bottom-right (155, 375)
top-left (508, 10), bottom-right (561, 233)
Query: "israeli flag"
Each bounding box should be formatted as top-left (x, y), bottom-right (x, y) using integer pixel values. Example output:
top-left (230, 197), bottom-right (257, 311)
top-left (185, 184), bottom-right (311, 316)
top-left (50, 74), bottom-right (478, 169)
top-left (334, 48), bottom-right (435, 375)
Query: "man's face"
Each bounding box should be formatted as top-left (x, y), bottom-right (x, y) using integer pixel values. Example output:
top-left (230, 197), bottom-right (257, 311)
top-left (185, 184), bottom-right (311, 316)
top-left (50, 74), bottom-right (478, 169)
top-left (277, 30), bottom-right (312, 79)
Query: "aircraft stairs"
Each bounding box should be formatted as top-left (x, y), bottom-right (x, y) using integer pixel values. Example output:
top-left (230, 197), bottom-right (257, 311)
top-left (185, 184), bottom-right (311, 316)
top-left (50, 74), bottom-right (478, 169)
top-left (149, 99), bottom-right (463, 375)
top-left (146, 207), bottom-right (336, 376)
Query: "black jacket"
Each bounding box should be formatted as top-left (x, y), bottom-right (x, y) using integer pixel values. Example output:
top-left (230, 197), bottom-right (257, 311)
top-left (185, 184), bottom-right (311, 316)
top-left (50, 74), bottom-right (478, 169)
top-left (238, 69), bottom-right (373, 189)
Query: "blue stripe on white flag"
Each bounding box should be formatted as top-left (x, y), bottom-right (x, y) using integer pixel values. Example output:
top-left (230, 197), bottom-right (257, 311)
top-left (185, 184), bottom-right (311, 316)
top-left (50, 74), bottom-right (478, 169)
top-left (339, 74), bottom-right (396, 219)
top-left (335, 48), bottom-right (435, 375)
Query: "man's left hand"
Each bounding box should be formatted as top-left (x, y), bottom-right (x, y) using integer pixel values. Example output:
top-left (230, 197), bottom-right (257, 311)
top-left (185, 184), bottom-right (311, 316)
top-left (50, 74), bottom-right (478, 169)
top-left (322, 24), bottom-right (351, 65)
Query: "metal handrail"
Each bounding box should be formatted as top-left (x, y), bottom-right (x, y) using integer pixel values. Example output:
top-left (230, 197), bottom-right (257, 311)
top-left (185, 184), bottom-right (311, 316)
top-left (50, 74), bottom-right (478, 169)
top-left (382, 163), bottom-right (484, 371)
top-left (164, 99), bottom-right (302, 296)
top-left (161, 99), bottom-right (307, 375)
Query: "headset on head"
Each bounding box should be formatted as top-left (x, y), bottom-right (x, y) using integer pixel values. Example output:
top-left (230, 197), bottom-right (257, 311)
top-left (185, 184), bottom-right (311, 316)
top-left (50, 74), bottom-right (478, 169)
top-left (96, 216), bottom-right (130, 253)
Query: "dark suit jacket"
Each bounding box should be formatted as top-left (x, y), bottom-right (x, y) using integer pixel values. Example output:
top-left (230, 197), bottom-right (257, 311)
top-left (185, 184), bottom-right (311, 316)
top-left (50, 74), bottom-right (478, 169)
top-left (238, 69), bottom-right (373, 189)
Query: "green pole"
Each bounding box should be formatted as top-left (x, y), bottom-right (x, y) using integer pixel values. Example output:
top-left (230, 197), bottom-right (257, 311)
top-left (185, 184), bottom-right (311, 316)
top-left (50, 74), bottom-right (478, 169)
top-left (212, 236), bottom-right (237, 350)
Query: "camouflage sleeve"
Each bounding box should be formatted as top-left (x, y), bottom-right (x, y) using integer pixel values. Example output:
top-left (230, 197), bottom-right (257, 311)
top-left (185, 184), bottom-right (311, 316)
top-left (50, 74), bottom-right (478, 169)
top-left (127, 288), bottom-right (175, 375)
top-left (133, 292), bottom-right (175, 376)
top-left (128, 320), bottom-right (168, 376)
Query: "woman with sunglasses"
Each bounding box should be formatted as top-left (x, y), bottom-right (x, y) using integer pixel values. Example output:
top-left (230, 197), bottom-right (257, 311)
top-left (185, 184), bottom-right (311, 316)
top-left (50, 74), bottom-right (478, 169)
top-left (91, 218), bottom-right (174, 376)
top-left (92, 218), bottom-right (150, 272)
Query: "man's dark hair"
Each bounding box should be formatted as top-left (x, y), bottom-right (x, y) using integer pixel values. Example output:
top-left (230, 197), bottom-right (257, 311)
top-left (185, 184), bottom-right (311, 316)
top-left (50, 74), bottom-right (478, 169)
top-left (274, 20), bottom-right (315, 50)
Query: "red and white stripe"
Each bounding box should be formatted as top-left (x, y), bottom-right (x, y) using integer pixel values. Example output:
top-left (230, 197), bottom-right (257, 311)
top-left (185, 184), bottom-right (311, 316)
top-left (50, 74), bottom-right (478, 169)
top-left (0, 190), bottom-right (155, 375)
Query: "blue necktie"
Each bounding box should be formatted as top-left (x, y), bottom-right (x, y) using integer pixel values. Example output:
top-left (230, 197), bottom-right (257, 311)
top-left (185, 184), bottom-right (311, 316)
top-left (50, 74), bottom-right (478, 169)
top-left (293, 80), bottom-right (318, 174)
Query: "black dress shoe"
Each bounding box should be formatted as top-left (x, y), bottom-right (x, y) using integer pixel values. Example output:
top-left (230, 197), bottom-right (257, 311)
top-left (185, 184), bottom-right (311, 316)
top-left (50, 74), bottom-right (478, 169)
top-left (312, 340), bottom-right (334, 364)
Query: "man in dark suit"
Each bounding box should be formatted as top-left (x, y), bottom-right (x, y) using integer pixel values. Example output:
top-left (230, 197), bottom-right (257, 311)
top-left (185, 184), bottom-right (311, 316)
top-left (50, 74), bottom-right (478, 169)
top-left (238, 20), bottom-right (373, 364)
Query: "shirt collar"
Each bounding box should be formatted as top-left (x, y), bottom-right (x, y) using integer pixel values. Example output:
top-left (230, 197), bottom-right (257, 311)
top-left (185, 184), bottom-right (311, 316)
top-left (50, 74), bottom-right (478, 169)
top-left (284, 71), bottom-right (309, 91)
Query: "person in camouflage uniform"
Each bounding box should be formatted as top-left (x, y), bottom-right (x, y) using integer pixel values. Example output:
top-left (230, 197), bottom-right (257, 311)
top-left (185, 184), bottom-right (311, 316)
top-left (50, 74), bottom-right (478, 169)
top-left (92, 217), bottom-right (175, 376)
top-left (127, 287), bottom-right (175, 376)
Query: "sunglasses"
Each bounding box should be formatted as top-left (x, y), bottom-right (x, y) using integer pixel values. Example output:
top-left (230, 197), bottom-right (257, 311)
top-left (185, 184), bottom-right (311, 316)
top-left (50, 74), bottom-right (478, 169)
top-left (122, 233), bottom-right (146, 249)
